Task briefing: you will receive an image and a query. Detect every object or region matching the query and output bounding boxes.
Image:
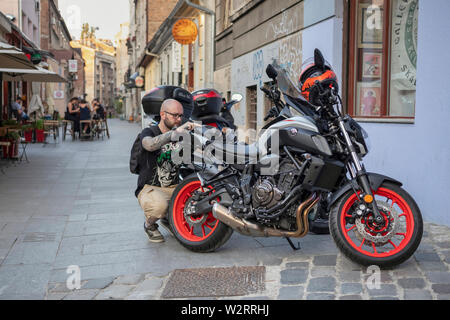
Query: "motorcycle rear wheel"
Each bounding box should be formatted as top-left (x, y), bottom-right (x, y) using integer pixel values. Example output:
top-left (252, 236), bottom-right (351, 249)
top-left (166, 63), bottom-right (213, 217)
top-left (168, 175), bottom-right (233, 253)
top-left (330, 182), bottom-right (423, 268)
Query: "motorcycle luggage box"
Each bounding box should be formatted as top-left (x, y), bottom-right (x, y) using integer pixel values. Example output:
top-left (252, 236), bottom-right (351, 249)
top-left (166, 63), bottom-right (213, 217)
top-left (142, 86), bottom-right (194, 119)
top-left (191, 89), bottom-right (223, 118)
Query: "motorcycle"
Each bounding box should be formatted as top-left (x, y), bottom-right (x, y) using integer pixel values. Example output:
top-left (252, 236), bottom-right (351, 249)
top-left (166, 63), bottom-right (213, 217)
top-left (166, 49), bottom-right (423, 267)
top-left (184, 90), bottom-right (331, 235)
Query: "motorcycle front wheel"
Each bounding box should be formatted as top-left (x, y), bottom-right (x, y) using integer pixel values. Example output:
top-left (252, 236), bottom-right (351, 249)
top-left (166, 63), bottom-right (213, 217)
top-left (330, 182), bottom-right (423, 268)
top-left (168, 175), bottom-right (233, 253)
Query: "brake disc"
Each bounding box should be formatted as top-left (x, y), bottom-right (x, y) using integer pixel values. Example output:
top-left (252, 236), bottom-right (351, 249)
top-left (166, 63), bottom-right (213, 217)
top-left (183, 189), bottom-right (213, 227)
top-left (183, 199), bottom-right (207, 227)
top-left (354, 200), bottom-right (400, 246)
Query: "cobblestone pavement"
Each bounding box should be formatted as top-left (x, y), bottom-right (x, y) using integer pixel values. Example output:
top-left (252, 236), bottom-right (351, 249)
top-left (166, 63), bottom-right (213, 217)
top-left (0, 119), bottom-right (449, 300)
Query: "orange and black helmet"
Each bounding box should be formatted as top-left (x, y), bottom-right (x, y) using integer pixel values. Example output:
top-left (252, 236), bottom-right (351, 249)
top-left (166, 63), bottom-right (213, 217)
top-left (299, 49), bottom-right (339, 106)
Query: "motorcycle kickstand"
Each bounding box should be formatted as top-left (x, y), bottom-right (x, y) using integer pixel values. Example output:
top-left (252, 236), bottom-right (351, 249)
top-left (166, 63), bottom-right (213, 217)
top-left (285, 237), bottom-right (301, 251)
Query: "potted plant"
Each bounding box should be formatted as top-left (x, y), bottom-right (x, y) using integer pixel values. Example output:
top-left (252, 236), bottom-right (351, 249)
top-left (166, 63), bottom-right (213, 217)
top-left (22, 124), bottom-right (33, 142)
top-left (35, 120), bottom-right (45, 143)
top-left (3, 131), bottom-right (20, 158)
top-left (3, 120), bottom-right (19, 128)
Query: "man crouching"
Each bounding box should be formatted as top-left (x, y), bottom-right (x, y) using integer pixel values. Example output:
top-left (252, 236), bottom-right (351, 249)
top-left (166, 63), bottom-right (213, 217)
top-left (135, 99), bottom-right (195, 242)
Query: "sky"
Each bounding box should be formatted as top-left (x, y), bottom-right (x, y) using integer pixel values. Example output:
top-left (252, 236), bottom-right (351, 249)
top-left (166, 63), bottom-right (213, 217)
top-left (58, 0), bottom-right (130, 41)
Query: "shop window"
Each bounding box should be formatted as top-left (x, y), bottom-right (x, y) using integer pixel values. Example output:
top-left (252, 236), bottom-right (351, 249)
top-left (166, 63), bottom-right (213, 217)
top-left (348, 0), bottom-right (419, 122)
top-left (262, 82), bottom-right (272, 126)
top-left (246, 85), bottom-right (257, 131)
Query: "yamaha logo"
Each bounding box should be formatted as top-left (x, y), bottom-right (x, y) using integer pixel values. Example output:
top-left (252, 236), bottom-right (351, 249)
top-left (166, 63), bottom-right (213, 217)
top-left (289, 128), bottom-right (298, 136)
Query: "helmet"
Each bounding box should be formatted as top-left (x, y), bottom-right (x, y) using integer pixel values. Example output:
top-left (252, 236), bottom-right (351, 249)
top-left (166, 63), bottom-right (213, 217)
top-left (191, 89), bottom-right (223, 118)
top-left (299, 49), bottom-right (339, 106)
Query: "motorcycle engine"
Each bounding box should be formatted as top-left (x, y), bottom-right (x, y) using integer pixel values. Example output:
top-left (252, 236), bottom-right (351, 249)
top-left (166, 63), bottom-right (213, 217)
top-left (252, 161), bottom-right (300, 210)
top-left (252, 177), bottom-right (284, 209)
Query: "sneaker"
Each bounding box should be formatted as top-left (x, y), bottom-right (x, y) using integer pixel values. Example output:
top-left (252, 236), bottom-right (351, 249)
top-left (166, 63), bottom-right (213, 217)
top-left (144, 223), bottom-right (165, 243)
top-left (159, 217), bottom-right (174, 236)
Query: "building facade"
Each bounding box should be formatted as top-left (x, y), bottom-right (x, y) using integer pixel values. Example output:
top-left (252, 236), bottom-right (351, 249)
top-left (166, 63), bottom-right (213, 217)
top-left (214, 0), bottom-right (450, 226)
top-left (115, 22), bottom-right (130, 107)
top-left (39, 0), bottom-right (76, 115)
top-left (126, 0), bottom-right (179, 120)
top-left (138, 0), bottom-right (215, 93)
top-left (70, 36), bottom-right (116, 107)
top-left (215, 0), bottom-right (343, 133)
top-left (0, 10), bottom-right (40, 120)
top-left (0, 1), bottom-right (42, 118)
top-left (0, 0), bottom-right (41, 46)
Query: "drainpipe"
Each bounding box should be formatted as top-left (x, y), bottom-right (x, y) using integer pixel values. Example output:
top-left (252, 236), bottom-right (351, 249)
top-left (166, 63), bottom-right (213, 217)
top-left (184, 0), bottom-right (215, 88)
top-left (18, 0), bottom-right (22, 32)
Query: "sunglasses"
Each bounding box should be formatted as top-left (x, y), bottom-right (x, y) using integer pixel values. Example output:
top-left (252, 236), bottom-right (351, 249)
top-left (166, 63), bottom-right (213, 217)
top-left (164, 111), bottom-right (184, 119)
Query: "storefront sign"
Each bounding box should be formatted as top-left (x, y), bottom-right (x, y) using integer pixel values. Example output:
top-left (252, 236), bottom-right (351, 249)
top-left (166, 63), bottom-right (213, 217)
top-left (135, 76), bottom-right (145, 88)
top-left (391, 0), bottom-right (418, 89)
top-left (172, 19), bottom-right (198, 45)
top-left (389, 0), bottom-right (418, 117)
top-left (54, 90), bottom-right (64, 99)
top-left (172, 42), bottom-right (182, 73)
top-left (68, 59), bottom-right (78, 73)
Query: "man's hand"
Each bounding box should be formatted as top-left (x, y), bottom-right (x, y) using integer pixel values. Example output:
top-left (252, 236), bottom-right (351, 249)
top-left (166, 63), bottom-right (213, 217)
top-left (171, 121), bottom-right (202, 142)
top-left (176, 121), bottom-right (201, 133)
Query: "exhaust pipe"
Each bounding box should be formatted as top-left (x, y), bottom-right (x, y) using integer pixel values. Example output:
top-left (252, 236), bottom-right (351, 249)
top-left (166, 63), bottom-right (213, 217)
top-left (212, 194), bottom-right (320, 238)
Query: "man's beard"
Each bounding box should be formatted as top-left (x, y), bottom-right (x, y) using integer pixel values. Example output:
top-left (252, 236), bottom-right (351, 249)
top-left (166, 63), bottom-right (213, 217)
top-left (163, 118), bottom-right (176, 130)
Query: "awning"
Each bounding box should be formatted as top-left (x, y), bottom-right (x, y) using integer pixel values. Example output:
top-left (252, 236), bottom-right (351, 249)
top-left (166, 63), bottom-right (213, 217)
top-left (0, 66), bottom-right (67, 83)
top-left (0, 41), bottom-right (37, 70)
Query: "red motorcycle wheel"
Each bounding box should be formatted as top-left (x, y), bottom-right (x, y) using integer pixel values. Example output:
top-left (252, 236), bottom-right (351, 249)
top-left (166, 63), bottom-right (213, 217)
top-left (330, 182), bottom-right (423, 268)
top-left (168, 175), bottom-right (233, 252)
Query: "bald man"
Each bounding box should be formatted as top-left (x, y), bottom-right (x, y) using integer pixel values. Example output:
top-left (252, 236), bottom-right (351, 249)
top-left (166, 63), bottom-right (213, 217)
top-left (136, 99), bottom-right (195, 242)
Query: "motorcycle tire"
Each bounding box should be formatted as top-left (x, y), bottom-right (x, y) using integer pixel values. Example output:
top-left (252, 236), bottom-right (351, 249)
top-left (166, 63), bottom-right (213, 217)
top-left (330, 182), bottom-right (423, 268)
top-left (168, 175), bottom-right (233, 253)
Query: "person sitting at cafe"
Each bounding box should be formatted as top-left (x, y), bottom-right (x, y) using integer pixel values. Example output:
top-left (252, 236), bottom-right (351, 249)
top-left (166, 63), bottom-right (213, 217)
top-left (65, 97), bottom-right (80, 133)
top-left (18, 108), bottom-right (29, 121)
top-left (10, 97), bottom-right (23, 120)
top-left (92, 98), bottom-right (105, 120)
top-left (79, 99), bottom-right (92, 134)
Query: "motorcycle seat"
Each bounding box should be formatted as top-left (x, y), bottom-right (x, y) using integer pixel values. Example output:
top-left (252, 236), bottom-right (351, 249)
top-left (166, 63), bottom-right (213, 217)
top-left (209, 140), bottom-right (259, 164)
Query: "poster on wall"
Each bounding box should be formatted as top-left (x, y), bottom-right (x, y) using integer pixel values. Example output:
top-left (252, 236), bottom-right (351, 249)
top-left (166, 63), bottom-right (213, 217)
top-left (361, 50), bottom-right (382, 80)
top-left (358, 3), bottom-right (384, 49)
top-left (357, 82), bottom-right (381, 116)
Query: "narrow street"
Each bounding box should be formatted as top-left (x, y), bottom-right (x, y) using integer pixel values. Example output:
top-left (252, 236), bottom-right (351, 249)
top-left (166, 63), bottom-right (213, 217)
top-left (0, 119), bottom-right (448, 300)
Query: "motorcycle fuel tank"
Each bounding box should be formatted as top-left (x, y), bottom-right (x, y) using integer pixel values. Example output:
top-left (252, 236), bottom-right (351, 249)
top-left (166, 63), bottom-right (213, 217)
top-left (261, 116), bottom-right (332, 157)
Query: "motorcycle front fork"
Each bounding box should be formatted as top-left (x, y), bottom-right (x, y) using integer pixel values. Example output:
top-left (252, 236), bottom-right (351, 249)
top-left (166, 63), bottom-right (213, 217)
top-left (347, 164), bottom-right (384, 224)
top-left (338, 118), bottom-right (384, 224)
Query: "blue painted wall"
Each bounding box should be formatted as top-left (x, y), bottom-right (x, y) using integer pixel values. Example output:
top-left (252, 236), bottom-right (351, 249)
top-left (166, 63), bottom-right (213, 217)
top-left (360, 0), bottom-right (450, 226)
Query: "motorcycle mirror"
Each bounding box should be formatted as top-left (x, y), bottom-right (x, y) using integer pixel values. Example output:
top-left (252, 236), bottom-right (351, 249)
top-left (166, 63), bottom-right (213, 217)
top-left (231, 93), bottom-right (243, 102)
top-left (266, 64), bottom-right (278, 80)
